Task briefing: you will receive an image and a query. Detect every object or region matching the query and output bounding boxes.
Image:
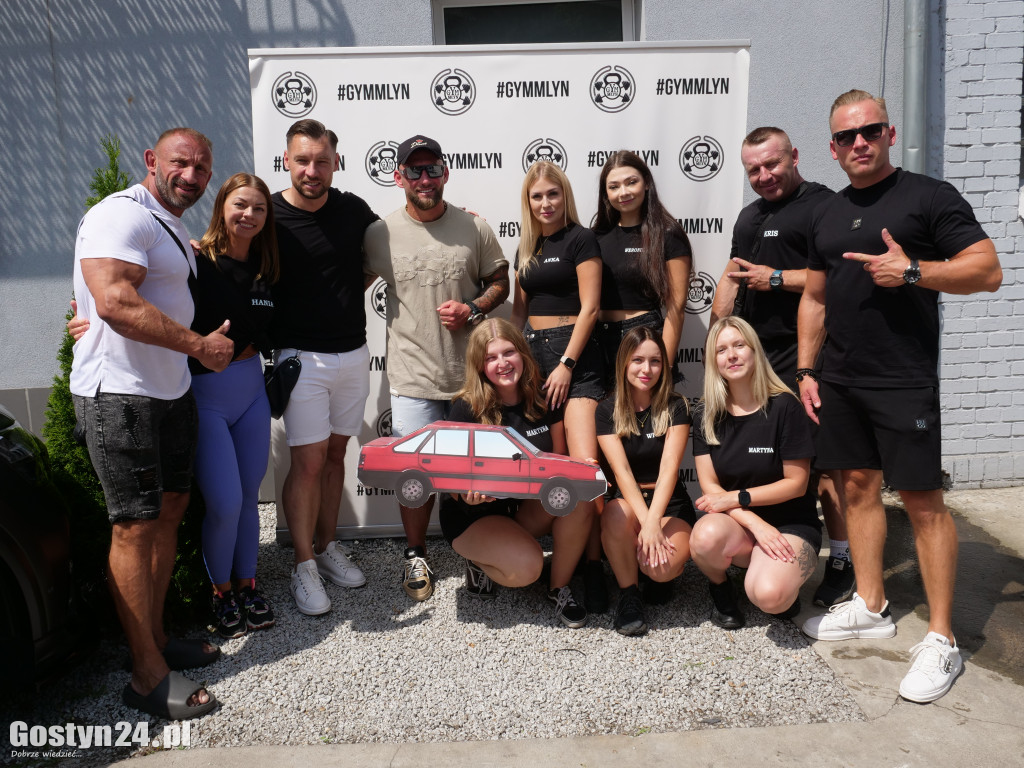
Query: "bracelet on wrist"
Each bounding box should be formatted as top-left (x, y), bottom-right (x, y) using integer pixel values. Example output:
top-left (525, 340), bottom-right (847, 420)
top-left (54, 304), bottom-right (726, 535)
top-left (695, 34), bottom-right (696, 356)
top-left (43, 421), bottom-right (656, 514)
top-left (795, 368), bottom-right (819, 383)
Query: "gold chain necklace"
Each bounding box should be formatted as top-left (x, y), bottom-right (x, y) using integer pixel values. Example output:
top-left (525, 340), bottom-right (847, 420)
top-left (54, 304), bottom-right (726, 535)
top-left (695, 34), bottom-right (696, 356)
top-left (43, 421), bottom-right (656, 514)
top-left (636, 408), bottom-right (650, 429)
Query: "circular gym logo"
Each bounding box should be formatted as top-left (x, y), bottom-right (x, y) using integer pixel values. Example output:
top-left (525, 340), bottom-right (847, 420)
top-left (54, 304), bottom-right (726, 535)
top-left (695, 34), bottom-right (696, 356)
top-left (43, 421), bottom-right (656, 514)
top-left (376, 409), bottom-right (393, 438)
top-left (679, 135), bottom-right (723, 181)
top-left (522, 138), bottom-right (568, 172)
top-left (685, 271), bottom-right (716, 315)
top-left (365, 141), bottom-right (400, 187)
top-left (590, 65), bottom-right (634, 112)
top-left (431, 68), bottom-right (476, 116)
top-left (272, 71), bottom-right (317, 118)
top-left (370, 278), bottom-right (388, 319)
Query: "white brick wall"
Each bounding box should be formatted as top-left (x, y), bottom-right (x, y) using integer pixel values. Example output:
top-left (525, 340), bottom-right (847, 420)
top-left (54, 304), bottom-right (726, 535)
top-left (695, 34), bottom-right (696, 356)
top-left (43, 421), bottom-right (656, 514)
top-left (941, 0), bottom-right (1024, 488)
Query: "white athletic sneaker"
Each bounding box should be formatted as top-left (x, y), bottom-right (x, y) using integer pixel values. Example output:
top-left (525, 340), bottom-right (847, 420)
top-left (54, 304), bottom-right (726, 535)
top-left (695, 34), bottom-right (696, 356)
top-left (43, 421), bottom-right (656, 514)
top-left (315, 541), bottom-right (367, 587)
top-left (899, 632), bottom-right (963, 703)
top-left (291, 559), bottom-right (331, 616)
top-left (801, 592), bottom-right (896, 640)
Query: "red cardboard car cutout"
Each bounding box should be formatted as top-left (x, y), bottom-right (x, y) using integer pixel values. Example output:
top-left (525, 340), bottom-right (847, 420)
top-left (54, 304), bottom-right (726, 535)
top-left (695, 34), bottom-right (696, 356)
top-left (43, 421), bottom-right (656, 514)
top-left (358, 421), bottom-right (607, 516)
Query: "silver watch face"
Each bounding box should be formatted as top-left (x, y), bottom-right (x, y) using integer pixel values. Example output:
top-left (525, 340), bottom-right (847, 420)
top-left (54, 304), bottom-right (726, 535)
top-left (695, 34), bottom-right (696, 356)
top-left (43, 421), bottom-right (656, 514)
top-left (904, 263), bottom-right (921, 284)
top-left (769, 272), bottom-right (783, 288)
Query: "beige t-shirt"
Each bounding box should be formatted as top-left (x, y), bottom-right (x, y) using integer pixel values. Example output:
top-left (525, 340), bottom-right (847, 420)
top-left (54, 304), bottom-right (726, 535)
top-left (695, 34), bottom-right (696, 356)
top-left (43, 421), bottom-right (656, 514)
top-left (364, 204), bottom-right (507, 399)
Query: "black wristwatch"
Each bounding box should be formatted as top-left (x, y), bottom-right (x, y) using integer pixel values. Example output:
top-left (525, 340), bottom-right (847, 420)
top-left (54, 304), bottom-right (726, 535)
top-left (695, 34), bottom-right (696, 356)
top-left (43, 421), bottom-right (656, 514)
top-left (738, 489), bottom-right (751, 507)
top-left (466, 301), bottom-right (485, 326)
top-left (769, 269), bottom-right (784, 291)
top-left (903, 259), bottom-right (921, 285)
top-left (559, 355), bottom-right (576, 370)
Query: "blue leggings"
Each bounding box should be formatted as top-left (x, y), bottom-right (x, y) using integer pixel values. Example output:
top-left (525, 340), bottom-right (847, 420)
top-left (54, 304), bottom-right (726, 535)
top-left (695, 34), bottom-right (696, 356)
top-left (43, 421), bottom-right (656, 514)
top-left (191, 354), bottom-right (270, 586)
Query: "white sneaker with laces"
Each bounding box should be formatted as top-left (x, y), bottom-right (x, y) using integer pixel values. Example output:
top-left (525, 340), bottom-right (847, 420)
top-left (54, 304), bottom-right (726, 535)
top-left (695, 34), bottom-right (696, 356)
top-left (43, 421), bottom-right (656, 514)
top-left (315, 541), bottom-right (366, 587)
top-left (291, 559), bottom-right (331, 616)
top-left (899, 632), bottom-right (963, 703)
top-left (801, 592), bottom-right (896, 640)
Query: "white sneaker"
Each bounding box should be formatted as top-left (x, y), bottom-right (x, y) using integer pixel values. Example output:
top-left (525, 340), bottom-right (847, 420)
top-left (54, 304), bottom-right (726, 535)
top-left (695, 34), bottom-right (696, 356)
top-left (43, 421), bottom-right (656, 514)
top-left (801, 592), bottom-right (896, 640)
top-left (899, 632), bottom-right (963, 703)
top-left (290, 559), bottom-right (330, 615)
top-left (315, 541), bottom-right (366, 587)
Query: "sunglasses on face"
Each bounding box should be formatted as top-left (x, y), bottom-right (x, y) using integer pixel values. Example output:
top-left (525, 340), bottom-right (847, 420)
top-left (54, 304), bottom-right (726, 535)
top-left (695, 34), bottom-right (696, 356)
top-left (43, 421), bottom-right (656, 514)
top-left (399, 164), bottom-right (445, 180)
top-left (831, 122), bottom-right (888, 147)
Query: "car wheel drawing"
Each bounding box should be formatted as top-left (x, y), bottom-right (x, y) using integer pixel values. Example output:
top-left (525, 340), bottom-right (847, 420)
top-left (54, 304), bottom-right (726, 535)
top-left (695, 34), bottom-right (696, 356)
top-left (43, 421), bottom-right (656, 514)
top-left (397, 471), bottom-right (431, 505)
top-left (540, 478), bottom-right (576, 516)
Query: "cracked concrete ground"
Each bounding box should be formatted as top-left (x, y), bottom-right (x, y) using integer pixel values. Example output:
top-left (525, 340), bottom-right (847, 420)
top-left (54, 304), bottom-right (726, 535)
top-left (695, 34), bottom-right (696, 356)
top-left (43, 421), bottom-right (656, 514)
top-left (115, 487), bottom-right (1024, 767)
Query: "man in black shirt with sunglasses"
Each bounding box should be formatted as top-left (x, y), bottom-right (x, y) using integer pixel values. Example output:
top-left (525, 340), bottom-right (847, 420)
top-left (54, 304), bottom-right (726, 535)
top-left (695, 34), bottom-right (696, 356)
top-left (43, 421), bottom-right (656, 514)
top-left (363, 135), bottom-right (509, 602)
top-left (798, 89), bottom-right (1001, 703)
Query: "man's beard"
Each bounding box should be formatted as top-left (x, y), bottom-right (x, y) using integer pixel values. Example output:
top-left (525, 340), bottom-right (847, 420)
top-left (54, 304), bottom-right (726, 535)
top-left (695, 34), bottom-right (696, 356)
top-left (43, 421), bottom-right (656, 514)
top-left (406, 187), bottom-right (442, 211)
top-left (154, 167), bottom-right (203, 210)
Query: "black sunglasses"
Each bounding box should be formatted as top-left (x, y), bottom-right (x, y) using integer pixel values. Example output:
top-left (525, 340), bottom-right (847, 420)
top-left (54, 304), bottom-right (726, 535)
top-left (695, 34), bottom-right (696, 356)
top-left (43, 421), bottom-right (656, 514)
top-left (832, 122), bottom-right (888, 147)
top-left (399, 164), bottom-right (445, 180)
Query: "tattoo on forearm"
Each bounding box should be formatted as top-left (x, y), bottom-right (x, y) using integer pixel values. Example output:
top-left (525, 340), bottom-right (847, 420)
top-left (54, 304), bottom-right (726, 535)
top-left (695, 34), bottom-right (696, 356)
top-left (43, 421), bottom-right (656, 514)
top-left (796, 541), bottom-right (817, 580)
top-left (473, 273), bottom-right (510, 314)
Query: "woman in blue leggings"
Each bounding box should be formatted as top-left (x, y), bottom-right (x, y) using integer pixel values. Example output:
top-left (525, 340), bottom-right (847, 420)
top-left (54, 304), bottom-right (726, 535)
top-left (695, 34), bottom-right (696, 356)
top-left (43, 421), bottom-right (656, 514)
top-left (190, 173), bottom-right (279, 638)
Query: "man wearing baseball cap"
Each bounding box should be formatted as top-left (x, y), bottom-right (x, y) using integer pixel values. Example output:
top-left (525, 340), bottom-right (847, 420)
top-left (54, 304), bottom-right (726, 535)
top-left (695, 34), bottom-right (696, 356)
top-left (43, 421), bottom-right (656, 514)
top-left (364, 135), bottom-right (509, 601)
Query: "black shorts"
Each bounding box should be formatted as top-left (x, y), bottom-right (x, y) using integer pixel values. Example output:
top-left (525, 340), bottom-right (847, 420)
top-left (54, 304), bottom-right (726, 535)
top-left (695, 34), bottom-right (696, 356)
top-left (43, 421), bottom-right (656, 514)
top-left (439, 495), bottom-right (520, 544)
top-left (607, 478), bottom-right (696, 527)
top-left (525, 323), bottom-right (605, 401)
top-left (815, 380), bottom-right (943, 491)
top-left (777, 522), bottom-right (823, 555)
top-left (597, 309), bottom-right (681, 387)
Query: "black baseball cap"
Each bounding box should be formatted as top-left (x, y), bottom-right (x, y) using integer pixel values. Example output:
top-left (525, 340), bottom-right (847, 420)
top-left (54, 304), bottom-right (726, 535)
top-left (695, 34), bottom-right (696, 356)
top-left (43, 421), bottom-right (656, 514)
top-left (397, 135), bottom-right (443, 165)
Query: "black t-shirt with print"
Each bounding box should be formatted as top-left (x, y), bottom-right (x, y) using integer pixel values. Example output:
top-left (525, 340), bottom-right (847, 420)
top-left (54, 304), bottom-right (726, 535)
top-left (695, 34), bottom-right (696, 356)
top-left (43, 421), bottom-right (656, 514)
top-left (807, 169), bottom-right (987, 388)
top-left (515, 223), bottom-right (601, 315)
top-left (691, 394), bottom-right (820, 530)
top-left (597, 224), bottom-right (691, 311)
top-left (595, 395), bottom-right (690, 486)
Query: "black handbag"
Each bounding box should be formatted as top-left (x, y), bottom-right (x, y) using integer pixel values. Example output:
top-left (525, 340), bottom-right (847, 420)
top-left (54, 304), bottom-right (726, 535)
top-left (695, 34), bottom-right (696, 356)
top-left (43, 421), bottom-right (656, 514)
top-left (264, 353), bottom-right (301, 419)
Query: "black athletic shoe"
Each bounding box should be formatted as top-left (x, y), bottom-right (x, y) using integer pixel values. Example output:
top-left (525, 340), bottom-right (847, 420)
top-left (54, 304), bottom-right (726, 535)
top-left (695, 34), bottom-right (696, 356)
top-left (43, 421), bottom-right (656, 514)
top-left (237, 582), bottom-right (275, 631)
top-left (210, 590), bottom-right (246, 639)
top-left (640, 574), bottom-right (674, 606)
top-left (614, 586), bottom-right (649, 637)
top-left (548, 586), bottom-right (588, 628)
top-left (465, 559), bottom-right (497, 599)
top-left (813, 556), bottom-right (855, 608)
top-left (769, 597), bottom-right (801, 621)
top-left (583, 560), bottom-right (609, 614)
top-left (708, 578), bottom-right (744, 630)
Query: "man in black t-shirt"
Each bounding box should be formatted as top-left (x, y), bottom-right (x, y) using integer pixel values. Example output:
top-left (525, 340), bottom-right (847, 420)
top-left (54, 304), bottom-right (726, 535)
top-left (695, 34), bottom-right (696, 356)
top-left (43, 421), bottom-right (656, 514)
top-left (798, 90), bottom-right (1002, 704)
top-left (272, 120), bottom-right (380, 617)
top-left (711, 127), bottom-right (850, 609)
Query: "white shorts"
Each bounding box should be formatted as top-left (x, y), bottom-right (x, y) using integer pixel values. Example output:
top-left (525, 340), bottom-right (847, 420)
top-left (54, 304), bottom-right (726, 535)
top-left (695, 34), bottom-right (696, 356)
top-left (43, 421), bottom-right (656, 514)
top-left (279, 346), bottom-right (370, 446)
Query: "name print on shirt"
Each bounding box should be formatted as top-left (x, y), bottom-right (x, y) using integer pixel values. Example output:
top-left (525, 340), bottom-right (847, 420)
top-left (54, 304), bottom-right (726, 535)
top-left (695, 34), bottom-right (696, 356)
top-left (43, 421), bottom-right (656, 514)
top-left (748, 447), bottom-right (774, 453)
top-left (525, 424), bottom-right (550, 438)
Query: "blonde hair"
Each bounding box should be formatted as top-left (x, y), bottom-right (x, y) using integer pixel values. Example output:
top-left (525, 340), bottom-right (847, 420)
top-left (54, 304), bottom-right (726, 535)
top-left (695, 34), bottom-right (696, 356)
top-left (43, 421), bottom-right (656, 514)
top-left (611, 326), bottom-right (683, 438)
top-left (516, 161), bottom-right (581, 275)
top-left (700, 317), bottom-right (793, 445)
top-left (454, 318), bottom-right (547, 426)
top-left (198, 173), bottom-right (279, 283)
top-left (829, 89), bottom-right (888, 123)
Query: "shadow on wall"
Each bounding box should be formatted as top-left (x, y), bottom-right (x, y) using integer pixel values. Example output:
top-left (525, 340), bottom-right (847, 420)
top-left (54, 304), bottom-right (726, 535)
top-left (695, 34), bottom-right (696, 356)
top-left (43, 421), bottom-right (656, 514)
top-left (0, 0), bottom-right (354, 280)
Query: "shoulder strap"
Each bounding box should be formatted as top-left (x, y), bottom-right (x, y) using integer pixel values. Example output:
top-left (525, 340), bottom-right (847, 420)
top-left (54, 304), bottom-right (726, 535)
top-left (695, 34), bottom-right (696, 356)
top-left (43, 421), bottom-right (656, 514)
top-left (110, 193), bottom-right (197, 295)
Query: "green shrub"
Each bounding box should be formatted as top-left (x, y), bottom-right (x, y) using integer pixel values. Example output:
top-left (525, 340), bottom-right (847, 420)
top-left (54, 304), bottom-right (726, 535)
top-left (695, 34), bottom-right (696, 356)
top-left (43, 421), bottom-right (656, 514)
top-left (42, 134), bottom-right (209, 626)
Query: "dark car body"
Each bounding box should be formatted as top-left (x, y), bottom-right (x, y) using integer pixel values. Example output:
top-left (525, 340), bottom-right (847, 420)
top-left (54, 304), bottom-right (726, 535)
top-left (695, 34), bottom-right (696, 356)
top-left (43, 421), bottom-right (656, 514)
top-left (358, 420), bottom-right (606, 516)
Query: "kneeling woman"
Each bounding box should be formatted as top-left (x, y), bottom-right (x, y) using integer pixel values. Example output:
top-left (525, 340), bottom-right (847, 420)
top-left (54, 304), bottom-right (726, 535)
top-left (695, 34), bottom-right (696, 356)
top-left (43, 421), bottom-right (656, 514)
top-left (440, 319), bottom-right (593, 628)
top-left (690, 317), bottom-right (821, 629)
top-left (597, 327), bottom-right (694, 636)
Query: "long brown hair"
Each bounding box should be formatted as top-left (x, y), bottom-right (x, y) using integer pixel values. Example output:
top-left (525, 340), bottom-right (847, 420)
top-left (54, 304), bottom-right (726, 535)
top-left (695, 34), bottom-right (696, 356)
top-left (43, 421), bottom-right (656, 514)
top-left (454, 318), bottom-right (547, 426)
top-left (516, 161), bottom-right (581, 276)
top-left (612, 326), bottom-right (683, 437)
top-left (198, 173), bottom-right (279, 283)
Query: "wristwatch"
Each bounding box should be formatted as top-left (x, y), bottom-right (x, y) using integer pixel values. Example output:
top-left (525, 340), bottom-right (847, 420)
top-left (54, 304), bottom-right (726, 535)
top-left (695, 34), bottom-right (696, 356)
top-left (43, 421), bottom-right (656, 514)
top-left (466, 301), bottom-right (485, 326)
top-left (559, 355), bottom-right (576, 370)
top-left (738, 489), bottom-right (751, 507)
top-left (903, 259), bottom-right (921, 285)
top-left (769, 269), bottom-right (784, 291)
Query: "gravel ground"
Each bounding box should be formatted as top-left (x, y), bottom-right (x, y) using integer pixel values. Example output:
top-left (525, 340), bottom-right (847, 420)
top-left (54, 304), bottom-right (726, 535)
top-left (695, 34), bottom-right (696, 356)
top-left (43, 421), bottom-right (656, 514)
top-left (3, 503), bottom-right (861, 766)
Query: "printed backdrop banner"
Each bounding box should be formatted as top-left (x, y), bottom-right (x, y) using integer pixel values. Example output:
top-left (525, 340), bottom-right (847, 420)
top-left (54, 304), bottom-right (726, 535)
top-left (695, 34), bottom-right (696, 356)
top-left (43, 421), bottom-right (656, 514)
top-left (248, 41), bottom-right (750, 538)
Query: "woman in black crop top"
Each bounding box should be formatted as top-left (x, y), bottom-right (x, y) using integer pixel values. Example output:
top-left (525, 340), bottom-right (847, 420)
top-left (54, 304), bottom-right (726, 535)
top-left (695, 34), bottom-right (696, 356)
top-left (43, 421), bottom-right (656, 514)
top-left (191, 173), bottom-right (280, 639)
top-left (597, 327), bottom-right (693, 636)
top-left (440, 319), bottom-right (593, 628)
top-left (512, 161), bottom-right (606, 610)
top-left (689, 317), bottom-right (821, 630)
top-left (592, 151), bottom-right (692, 385)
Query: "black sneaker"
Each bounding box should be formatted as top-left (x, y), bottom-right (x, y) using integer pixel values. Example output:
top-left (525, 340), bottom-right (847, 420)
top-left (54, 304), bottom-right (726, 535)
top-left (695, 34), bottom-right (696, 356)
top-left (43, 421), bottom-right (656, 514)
top-left (769, 597), bottom-right (801, 621)
top-left (210, 590), bottom-right (246, 639)
top-left (640, 574), bottom-right (674, 606)
top-left (237, 582), bottom-right (275, 631)
top-left (813, 556), bottom-right (855, 608)
top-left (583, 560), bottom-right (608, 614)
top-left (708, 577), bottom-right (744, 630)
top-left (614, 585), bottom-right (649, 636)
top-left (465, 560), bottom-right (496, 599)
top-left (548, 586), bottom-right (588, 628)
